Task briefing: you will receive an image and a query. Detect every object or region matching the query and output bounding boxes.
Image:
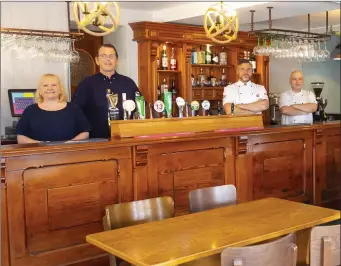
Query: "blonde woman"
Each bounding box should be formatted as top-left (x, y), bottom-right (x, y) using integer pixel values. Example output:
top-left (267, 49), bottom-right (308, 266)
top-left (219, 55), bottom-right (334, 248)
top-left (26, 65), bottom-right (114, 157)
top-left (16, 74), bottom-right (90, 144)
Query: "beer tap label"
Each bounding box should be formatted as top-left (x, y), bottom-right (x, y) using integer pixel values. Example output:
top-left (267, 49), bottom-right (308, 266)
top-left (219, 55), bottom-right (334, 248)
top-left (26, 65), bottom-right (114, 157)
top-left (190, 100), bottom-right (200, 111)
top-left (123, 100), bottom-right (136, 112)
top-left (201, 100), bottom-right (210, 110)
top-left (176, 97), bottom-right (185, 107)
top-left (154, 100), bottom-right (165, 113)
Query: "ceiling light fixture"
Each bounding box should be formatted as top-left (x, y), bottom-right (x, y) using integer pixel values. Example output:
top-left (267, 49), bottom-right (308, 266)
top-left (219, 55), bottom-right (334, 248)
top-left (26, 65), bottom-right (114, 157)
top-left (72, 2), bottom-right (120, 37)
top-left (203, 1), bottom-right (239, 44)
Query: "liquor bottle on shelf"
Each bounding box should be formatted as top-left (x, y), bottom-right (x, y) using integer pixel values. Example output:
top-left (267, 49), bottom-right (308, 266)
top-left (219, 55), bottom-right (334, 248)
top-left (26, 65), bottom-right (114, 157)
top-left (200, 47), bottom-right (205, 64)
top-left (191, 48), bottom-right (198, 64)
top-left (170, 47), bottom-right (177, 70)
top-left (205, 45), bottom-right (212, 64)
top-left (197, 46), bottom-right (203, 64)
top-left (221, 68), bottom-right (227, 87)
top-left (160, 78), bottom-right (168, 99)
top-left (198, 68), bottom-right (206, 87)
top-left (219, 46), bottom-right (227, 65)
top-left (212, 50), bottom-right (219, 64)
top-left (157, 85), bottom-right (161, 100)
top-left (210, 71), bottom-right (217, 87)
top-left (250, 52), bottom-right (257, 73)
top-left (191, 73), bottom-right (196, 87)
top-left (171, 79), bottom-right (178, 101)
top-left (156, 57), bottom-right (160, 70)
top-left (217, 101), bottom-right (222, 115)
top-left (161, 45), bottom-right (168, 70)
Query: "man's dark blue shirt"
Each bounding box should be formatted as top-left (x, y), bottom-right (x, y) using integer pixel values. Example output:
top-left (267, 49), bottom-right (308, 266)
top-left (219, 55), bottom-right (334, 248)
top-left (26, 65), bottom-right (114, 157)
top-left (72, 72), bottom-right (139, 138)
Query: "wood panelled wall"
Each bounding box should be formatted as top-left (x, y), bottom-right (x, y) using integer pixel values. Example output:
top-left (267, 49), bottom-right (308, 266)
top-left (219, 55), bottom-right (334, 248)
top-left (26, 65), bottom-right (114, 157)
top-left (1, 123), bottom-right (340, 266)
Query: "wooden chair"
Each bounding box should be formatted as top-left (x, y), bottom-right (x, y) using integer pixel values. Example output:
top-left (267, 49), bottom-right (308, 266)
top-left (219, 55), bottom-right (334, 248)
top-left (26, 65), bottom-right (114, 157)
top-left (309, 224), bottom-right (340, 266)
top-left (188, 184), bottom-right (236, 213)
top-left (221, 233), bottom-right (297, 266)
top-left (102, 196), bottom-right (174, 266)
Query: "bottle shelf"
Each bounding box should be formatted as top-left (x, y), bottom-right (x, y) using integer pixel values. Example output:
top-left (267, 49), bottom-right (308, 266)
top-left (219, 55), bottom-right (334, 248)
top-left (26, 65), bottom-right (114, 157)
top-left (192, 87), bottom-right (224, 90)
top-left (157, 70), bottom-right (181, 73)
top-left (191, 64), bottom-right (232, 68)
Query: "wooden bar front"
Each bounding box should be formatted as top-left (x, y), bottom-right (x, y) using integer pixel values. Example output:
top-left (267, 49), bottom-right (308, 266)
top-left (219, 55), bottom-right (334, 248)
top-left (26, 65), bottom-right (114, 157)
top-left (1, 122), bottom-right (340, 266)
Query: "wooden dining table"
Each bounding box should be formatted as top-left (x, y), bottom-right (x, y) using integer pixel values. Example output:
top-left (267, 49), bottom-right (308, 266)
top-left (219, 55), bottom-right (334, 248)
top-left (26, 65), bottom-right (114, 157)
top-left (86, 197), bottom-right (340, 266)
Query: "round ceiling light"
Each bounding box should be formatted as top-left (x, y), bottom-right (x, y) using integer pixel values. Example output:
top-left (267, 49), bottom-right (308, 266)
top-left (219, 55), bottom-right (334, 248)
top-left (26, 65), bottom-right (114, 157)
top-left (72, 2), bottom-right (120, 37)
top-left (204, 2), bottom-right (239, 44)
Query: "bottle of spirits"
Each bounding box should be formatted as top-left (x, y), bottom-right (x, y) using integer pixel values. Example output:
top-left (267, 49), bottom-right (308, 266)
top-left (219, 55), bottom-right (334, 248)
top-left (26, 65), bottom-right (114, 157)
top-left (221, 68), bottom-right (227, 86)
top-left (191, 48), bottom-right (198, 64)
top-left (191, 73), bottom-right (196, 87)
top-left (201, 47), bottom-right (206, 64)
top-left (197, 46), bottom-right (203, 64)
top-left (217, 101), bottom-right (222, 115)
top-left (161, 45), bottom-right (168, 70)
top-left (212, 50), bottom-right (219, 64)
top-left (250, 52), bottom-right (257, 73)
top-left (210, 71), bottom-right (216, 87)
top-left (205, 45), bottom-right (212, 64)
top-left (198, 68), bottom-right (206, 87)
top-left (171, 79), bottom-right (178, 101)
top-left (161, 79), bottom-right (168, 99)
top-left (156, 57), bottom-right (160, 70)
top-left (219, 46), bottom-right (227, 65)
top-left (170, 47), bottom-right (177, 70)
top-left (157, 85), bottom-right (161, 100)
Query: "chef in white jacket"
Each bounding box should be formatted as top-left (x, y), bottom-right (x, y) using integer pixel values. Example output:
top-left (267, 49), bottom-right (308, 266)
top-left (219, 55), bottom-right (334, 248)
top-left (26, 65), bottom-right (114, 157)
top-left (223, 59), bottom-right (269, 115)
top-left (279, 70), bottom-right (317, 125)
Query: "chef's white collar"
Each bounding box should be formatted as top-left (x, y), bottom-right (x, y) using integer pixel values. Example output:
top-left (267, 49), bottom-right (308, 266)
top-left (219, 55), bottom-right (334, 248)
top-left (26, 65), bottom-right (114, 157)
top-left (237, 80), bottom-right (252, 86)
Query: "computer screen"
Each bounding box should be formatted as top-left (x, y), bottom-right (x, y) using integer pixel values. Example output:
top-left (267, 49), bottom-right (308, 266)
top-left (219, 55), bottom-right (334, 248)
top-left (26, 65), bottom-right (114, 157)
top-left (8, 89), bottom-right (36, 117)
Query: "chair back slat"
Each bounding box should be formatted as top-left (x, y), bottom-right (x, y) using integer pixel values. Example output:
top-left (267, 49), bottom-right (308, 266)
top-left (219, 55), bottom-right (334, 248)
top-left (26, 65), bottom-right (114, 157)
top-left (221, 233), bottom-right (297, 266)
top-left (102, 196), bottom-right (174, 266)
top-left (189, 184), bottom-right (236, 213)
top-left (310, 224), bottom-right (340, 266)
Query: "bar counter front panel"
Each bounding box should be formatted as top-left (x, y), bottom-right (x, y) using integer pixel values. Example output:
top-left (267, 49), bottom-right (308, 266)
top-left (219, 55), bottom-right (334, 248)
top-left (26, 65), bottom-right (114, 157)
top-left (1, 122), bottom-right (340, 266)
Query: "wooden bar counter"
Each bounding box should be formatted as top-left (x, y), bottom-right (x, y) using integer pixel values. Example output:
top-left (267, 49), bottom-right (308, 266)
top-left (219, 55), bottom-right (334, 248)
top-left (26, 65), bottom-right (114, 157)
top-left (1, 121), bottom-right (340, 266)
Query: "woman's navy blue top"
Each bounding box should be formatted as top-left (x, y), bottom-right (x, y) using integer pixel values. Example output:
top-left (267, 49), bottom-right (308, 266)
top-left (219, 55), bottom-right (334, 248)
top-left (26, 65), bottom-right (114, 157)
top-left (16, 103), bottom-right (91, 142)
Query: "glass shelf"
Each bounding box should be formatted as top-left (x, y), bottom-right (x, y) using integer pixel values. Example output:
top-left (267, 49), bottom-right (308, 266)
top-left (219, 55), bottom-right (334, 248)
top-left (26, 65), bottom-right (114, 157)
top-left (191, 64), bottom-right (232, 68)
top-left (157, 70), bottom-right (181, 73)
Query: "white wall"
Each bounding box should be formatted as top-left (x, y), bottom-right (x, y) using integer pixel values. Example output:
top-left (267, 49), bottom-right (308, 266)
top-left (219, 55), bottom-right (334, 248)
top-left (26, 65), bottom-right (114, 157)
top-left (0, 2), bottom-right (69, 135)
top-left (104, 26), bottom-right (138, 85)
top-left (103, 8), bottom-right (154, 86)
top-left (269, 36), bottom-right (340, 114)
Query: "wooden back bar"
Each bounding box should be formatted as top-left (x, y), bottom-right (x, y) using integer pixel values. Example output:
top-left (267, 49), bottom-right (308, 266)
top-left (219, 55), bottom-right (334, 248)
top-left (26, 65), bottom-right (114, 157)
top-left (1, 122), bottom-right (340, 266)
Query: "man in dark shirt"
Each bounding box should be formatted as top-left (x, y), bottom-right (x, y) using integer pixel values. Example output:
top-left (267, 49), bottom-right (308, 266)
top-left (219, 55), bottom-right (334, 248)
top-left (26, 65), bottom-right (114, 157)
top-left (72, 44), bottom-right (140, 138)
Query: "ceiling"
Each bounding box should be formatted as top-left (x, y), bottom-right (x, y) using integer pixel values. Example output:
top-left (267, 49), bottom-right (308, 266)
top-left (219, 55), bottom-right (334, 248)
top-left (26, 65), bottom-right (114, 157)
top-left (172, 2), bottom-right (340, 32)
top-left (68, 1), bottom-right (340, 34)
top-left (118, 1), bottom-right (182, 11)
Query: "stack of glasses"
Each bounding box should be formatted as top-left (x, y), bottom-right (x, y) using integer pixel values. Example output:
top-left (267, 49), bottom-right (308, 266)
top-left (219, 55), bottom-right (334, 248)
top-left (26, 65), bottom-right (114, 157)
top-left (253, 37), bottom-right (330, 62)
top-left (1, 33), bottom-right (80, 63)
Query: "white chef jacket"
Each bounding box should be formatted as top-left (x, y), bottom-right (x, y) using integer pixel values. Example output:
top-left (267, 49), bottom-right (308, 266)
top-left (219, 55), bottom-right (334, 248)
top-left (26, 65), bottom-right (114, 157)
top-left (223, 80), bottom-right (268, 114)
top-left (279, 89), bottom-right (317, 125)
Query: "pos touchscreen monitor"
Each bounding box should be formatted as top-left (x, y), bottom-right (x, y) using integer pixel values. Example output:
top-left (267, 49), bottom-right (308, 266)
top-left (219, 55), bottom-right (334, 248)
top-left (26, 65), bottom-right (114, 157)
top-left (8, 89), bottom-right (36, 117)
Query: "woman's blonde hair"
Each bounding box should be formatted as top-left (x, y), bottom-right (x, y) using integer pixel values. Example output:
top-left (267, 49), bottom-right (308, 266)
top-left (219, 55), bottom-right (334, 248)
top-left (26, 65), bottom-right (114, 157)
top-left (35, 73), bottom-right (67, 103)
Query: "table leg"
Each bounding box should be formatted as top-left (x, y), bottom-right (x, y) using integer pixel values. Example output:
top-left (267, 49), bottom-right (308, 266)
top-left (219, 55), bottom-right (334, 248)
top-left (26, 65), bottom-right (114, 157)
top-left (296, 228), bottom-right (311, 266)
